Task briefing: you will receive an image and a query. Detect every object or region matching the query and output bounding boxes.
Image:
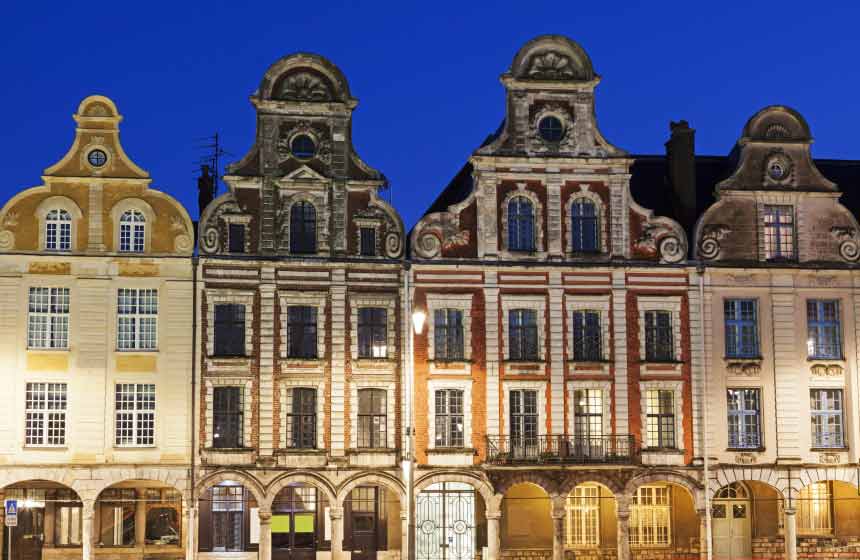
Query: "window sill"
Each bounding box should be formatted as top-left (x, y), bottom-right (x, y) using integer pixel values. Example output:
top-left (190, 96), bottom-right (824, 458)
top-left (354, 358), bottom-right (394, 363)
top-left (116, 349), bottom-right (158, 354)
top-left (26, 348), bottom-right (69, 353)
top-left (348, 448), bottom-right (396, 454)
top-left (727, 447), bottom-right (765, 452)
top-left (639, 360), bottom-right (682, 365)
top-left (567, 359), bottom-right (610, 365)
top-left (642, 447), bottom-right (684, 454)
top-left (724, 356), bottom-right (762, 361)
top-left (113, 445), bottom-right (157, 450)
top-left (427, 447), bottom-right (476, 455)
top-left (210, 354), bottom-right (249, 360)
top-left (504, 359), bottom-right (546, 364)
top-left (276, 448), bottom-right (326, 455)
top-left (807, 357), bottom-right (845, 362)
top-left (23, 445), bottom-right (68, 450)
top-left (810, 446), bottom-right (848, 452)
top-left (206, 447), bottom-right (252, 453)
top-left (431, 359), bottom-right (473, 365)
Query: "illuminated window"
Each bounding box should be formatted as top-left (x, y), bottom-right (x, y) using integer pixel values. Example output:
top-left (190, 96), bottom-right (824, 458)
top-left (119, 210), bottom-right (146, 253)
top-left (27, 287), bottom-right (70, 349)
top-left (727, 388), bottom-right (761, 448)
top-left (566, 485), bottom-right (600, 547)
top-left (434, 389), bottom-right (464, 447)
top-left (45, 209), bottom-right (72, 251)
top-left (25, 382), bottom-right (67, 446)
top-left (810, 389), bottom-right (843, 448)
top-left (724, 299), bottom-right (759, 358)
top-left (797, 482), bottom-right (832, 533)
top-left (99, 489), bottom-right (136, 546)
top-left (645, 390), bottom-right (676, 449)
top-left (807, 300), bottom-right (841, 359)
top-left (573, 389), bottom-right (603, 438)
top-left (115, 383), bottom-right (155, 446)
top-left (117, 288), bottom-right (157, 350)
top-left (630, 485), bottom-right (671, 546)
top-left (763, 205), bottom-right (794, 260)
top-left (358, 307), bottom-right (387, 358)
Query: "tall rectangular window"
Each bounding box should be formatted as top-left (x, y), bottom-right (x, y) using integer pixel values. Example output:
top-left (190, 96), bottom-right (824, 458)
top-left (360, 227), bottom-right (376, 256)
top-left (55, 502), bottom-right (83, 545)
top-left (509, 389), bottom-right (539, 458)
top-left (509, 309), bottom-right (538, 361)
top-left (213, 387), bottom-right (243, 449)
top-left (572, 310), bottom-right (602, 361)
top-left (727, 388), bottom-right (761, 449)
top-left (25, 382), bottom-right (67, 446)
top-left (287, 388), bottom-right (317, 449)
top-left (810, 389), bottom-right (843, 448)
top-left (434, 309), bottom-right (464, 361)
top-left (573, 389), bottom-right (603, 438)
top-left (358, 388), bottom-right (387, 448)
top-left (212, 486), bottom-right (244, 552)
top-left (434, 389), bottom-right (465, 448)
top-left (565, 485), bottom-right (600, 547)
top-left (117, 288), bottom-right (157, 350)
top-left (358, 308), bottom-right (387, 359)
top-left (797, 482), bottom-right (832, 533)
top-left (645, 389), bottom-right (675, 449)
top-left (115, 383), bottom-right (155, 446)
top-left (724, 299), bottom-right (759, 358)
top-left (228, 223), bottom-right (245, 253)
top-left (45, 209), bottom-right (71, 251)
top-left (644, 310), bottom-right (673, 362)
top-left (214, 304), bottom-right (245, 357)
top-left (28, 287), bottom-right (70, 349)
top-left (763, 205), bottom-right (794, 260)
top-left (807, 300), bottom-right (841, 359)
top-left (630, 486), bottom-right (671, 546)
top-left (287, 306), bottom-right (318, 359)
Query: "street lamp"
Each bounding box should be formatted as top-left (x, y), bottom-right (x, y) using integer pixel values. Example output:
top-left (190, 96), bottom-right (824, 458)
top-left (404, 266), bottom-right (423, 560)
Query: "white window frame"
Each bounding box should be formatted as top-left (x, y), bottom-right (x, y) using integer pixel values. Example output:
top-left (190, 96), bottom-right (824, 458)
top-left (565, 295), bottom-right (610, 362)
top-left (110, 198), bottom-right (155, 254)
top-left (640, 380), bottom-right (684, 450)
top-left (280, 291), bottom-right (327, 359)
top-left (279, 379), bottom-right (325, 449)
top-left (502, 381), bottom-right (548, 437)
top-left (637, 296), bottom-right (682, 362)
top-left (45, 209), bottom-right (72, 251)
top-left (36, 196), bottom-right (82, 252)
top-left (205, 290), bottom-right (254, 359)
top-left (565, 484), bottom-right (600, 548)
top-left (114, 383), bottom-right (156, 447)
top-left (568, 381), bottom-right (612, 438)
top-left (24, 382), bottom-right (67, 447)
top-left (205, 379), bottom-right (253, 448)
top-left (27, 287), bottom-right (70, 350)
top-left (116, 288), bottom-right (158, 351)
top-left (428, 378), bottom-right (472, 449)
top-left (350, 380), bottom-right (396, 449)
top-left (119, 209), bottom-right (147, 253)
top-left (630, 485), bottom-right (672, 547)
top-left (501, 294), bottom-right (547, 361)
top-left (426, 293), bottom-right (473, 362)
top-left (349, 293), bottom-right (397, 361)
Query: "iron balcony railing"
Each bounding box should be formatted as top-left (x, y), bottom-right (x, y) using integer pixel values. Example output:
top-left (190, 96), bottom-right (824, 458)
top-left (485, 434), bottom-right (639, 465)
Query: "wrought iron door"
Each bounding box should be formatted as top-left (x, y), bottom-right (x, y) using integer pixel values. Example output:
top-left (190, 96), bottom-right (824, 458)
top-left (416, 483), bottom-right (475, 560)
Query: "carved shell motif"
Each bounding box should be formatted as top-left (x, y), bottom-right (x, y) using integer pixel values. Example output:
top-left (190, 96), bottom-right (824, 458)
top-left (527, 51), bottom-right (576, 80)
top-left (279, 72), bottom-right (331, 102)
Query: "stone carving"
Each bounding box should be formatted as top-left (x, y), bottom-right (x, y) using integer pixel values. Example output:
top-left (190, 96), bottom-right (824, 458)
top-left (0, 230), bottom-right (14, 250)
top-left (527, 51), bottom-right (576, 80)
top-left (634, 223), bottom-right (686, 264)
top-left (726, 361), bottom-right (762, 376)
top-left (278, 72), bottom-right (331, 101)
top-left (174, 233), bottom-right (193, 253)
top-left (830, 226), bottom-right (860, 262)
top-left (735, 453), bottom-right (757, 465)
top-left (86, 103), bottom-right (109, 117)
top-left (384, 232), bottom-right (402, 259)
top-left (728, 274), bottom-right (755, 284)
top-left (3, 211), bottom-right (19, 228)
top-left (699, 224), bottom-right (730, 260)
top-left (414, 215), bottom-right (470, 259)
top-left (819, 453), bottom-right (840, 464)
top-left (811, 275), bottom-right (837, 287)
top-left (200, 200), bottom-right (242, 254)
top-left (276, 121), bottom-right (332, 164)
top-left (764, 152), bottom-right (793, 183)
top-left (810, 364), bottom-right (844, 377)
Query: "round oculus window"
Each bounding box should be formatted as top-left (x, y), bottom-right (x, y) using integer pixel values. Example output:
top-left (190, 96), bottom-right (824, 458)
top-left (538, 116), bottom-right (565, 143)
top-left (290, 135), bottom-right (316, 159)
top-left (766, 154), bottom-right (791, 181)
top-left (87, 149), bottom-right (108, 167)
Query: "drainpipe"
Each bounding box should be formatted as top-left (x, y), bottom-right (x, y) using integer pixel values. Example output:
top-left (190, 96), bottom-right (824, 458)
top-left (189, 256), bottom-right (198, 560)
top-left (697, 264), bottom-right (713, 560)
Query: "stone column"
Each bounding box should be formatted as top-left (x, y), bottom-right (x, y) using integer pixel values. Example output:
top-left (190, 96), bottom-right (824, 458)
top-left (400, 511), bottom-right (408, 560)
top-left (82, 500), bottom-right (95, 560)
top-left (784, 508), bottom-right (797, 560)
top-left (486, 511), bottom-right (501, 560)
top-left (43, 501), bottom-right (56, 547)
top-left (697, 509), bottom-right (708, 560)
top-left (258, 509), bottom-right (272, 560)
top-left (135, 489), bottom-right (147, 547)
top-left (184, 505), bottom-right (196, 560)
top-left (616, 507), bottom-right (631, 560)
top-left (551, 507), bottom-right (565, 560)
top-left (330, 507), bottom-right (344, 560)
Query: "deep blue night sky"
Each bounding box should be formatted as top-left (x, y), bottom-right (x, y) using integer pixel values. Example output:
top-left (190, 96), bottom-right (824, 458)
top-left (2, 1), bottom-right (858, 228)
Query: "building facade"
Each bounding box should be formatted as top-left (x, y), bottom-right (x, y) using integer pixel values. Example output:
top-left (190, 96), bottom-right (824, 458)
top-left (0, 96), bottom-right (196, 560)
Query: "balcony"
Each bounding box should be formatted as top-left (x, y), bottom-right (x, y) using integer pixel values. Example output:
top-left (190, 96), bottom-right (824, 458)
top-left (485, 434), bottom-right (639, 465)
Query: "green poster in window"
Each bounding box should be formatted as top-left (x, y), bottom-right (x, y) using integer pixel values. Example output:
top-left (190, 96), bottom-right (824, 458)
top-left (272, 515), bottom-right (291, 533)
top-left (294, 513), bottom-right (315, 533)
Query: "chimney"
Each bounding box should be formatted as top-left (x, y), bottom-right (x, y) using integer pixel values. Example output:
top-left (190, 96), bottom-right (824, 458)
top-left (665, 120), bottom-right (697, 228)
top-left (197, 164), bottom-right (216, 216)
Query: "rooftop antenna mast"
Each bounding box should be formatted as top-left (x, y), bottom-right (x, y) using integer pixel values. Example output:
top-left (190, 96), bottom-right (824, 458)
top-left (195, 133), bottom-right (230, 196)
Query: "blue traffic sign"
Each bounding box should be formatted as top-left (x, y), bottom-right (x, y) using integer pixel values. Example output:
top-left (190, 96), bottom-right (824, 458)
top-left (4, 500), bottom-right (16, 516)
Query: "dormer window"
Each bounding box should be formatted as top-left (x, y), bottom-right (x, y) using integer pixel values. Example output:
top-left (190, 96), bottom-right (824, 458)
top-left (763, 205), bottom-right (794, 261)
top-left (119, 210), bottom-right (146, 253)
top-left (360, 227), bottom-right (376, 256)
top-left (45, 209), bottom-right (72, 251)
top-left (571, 199), bottom-right (598, 252)
top-left (289, 201), bottom-right (316, 254)
top-left (538, 116), bottom-right (564, 143)
top-left (507, 197), bottom-right (535, 252)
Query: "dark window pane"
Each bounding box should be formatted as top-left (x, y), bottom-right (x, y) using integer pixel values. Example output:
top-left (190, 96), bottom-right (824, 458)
top-left (287, 306), bottom-right (317, 359)
top-left (290, 201), bottom-right (316, 254)
top-left (571, 200), bottom-right (598, 252)
top-left (358, 307), bottom-right (387, 358)
top-left (360, 227), bottom-right (376, 256)
top-left (214, 304), bottom-right (245, 357)
top-left (358, 388), bottom-right (386, 448)
top-left (508, 197), bottom-right (535, 252)
top-left (213, 387), bottom-right (242, 448)
top-left (288, 388), bottom-right (317, 449)
top-left (228, 224), bottom-right (245, 253)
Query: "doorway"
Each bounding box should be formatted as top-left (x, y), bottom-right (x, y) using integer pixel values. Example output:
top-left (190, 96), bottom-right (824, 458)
top-left (416, 482), bottom-right (476, 560)
top-left (712, 482), bottom-right (752, 560)
top-left (272, 485), bottom-right (317, 560)
top-left (349, 487), bottom-right (378, 560)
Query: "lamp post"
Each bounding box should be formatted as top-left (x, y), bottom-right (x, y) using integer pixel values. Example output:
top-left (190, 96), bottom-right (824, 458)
top-left (404, 265), bottom-right (425, 560)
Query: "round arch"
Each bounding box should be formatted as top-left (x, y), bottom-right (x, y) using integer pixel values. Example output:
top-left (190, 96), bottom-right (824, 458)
top-left (558, 473), bottom-right (625, 498)
top-left (194, 470), bottom-right (266, 506)
top-left (794, 467), bottom-right (860, 495)
top-left (337, 471), bottom-right (405, 508)
top-left (493, 472), bottom-right (559, 498)
top-left (1, 472), bottom-right (87, 500)
top-left (92, 469), bottom-right (189, 501)
top-left (624, 471), bottom-right (704, 510)
top-left (265, 471), bottom-right (337, 510)
top-left (415, 471), bottom-right (496, 509)
top-left (709, 468), bottom-right (787, 499)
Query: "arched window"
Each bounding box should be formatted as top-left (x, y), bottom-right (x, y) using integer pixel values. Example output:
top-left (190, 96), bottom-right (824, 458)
top-left (290, 201), bottom-right (316, 254)
top-left (571, 199), bottom-right (598, 252)
top-left (119, 210), bottom-right (146, 253)
top-left (45, 209), bottom-right (72, 251)
top-left (507, 197), bottom-right (535, 252)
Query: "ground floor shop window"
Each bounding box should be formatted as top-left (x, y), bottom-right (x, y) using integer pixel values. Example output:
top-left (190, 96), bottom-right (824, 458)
top-left (630, 485), bottom-right (670, 547)
top-left (565, 485), bottom-right (599, 547)
top-left (213, 486), bottom-right (245, 551)
top-left (797, 482), bottom-right (832, 534)
top-left (98, 489), bottom-right (135, 546)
